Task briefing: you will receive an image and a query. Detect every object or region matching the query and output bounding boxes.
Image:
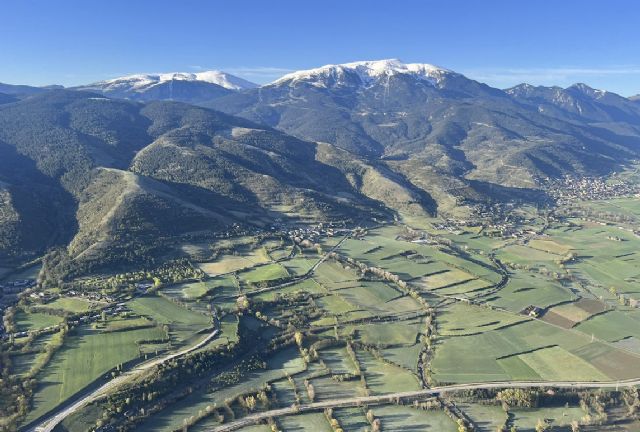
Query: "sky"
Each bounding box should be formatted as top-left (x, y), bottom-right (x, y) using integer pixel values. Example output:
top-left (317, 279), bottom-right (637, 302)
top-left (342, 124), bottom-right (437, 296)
top-left (1, 0), bottom-right (639, 96)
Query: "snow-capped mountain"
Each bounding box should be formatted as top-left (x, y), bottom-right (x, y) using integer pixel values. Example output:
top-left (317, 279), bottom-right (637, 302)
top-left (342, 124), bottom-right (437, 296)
top-left (206, 57), bottom-right (640, 205)
top-left (75, 70), bottom-right (257, 104)
top-left (270, 59), bottom-right (453, 88)
top-left (90, 71), bottom-right (258, 92)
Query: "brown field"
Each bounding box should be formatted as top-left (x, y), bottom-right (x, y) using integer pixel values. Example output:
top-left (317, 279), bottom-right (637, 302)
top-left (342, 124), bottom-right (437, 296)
top-left (548, 304), bottom-right (591, 323)
top-left (575, 298), bottom-right (607, 314)
top-left (540, 310), bottom-right (576, 329)
top-left (573, 343), bottom-right (640, 380)
top-left (543, 298), bottom-right (607, 328)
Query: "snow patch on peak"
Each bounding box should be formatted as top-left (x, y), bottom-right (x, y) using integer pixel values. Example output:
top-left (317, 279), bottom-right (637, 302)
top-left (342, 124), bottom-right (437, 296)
top-left (270, 59), bottom-right (452, 88)
top-left (569, 83), bottom-right (608, 99)
top-left (92, 71), bottom-right (258, 91)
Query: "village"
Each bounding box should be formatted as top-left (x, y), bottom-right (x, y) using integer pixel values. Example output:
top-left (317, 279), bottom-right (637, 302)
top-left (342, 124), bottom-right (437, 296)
top-left (546, 174), bottom-right (640, 203)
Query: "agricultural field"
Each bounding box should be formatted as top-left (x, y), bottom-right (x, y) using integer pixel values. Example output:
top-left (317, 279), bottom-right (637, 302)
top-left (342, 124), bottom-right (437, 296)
top-left (282, 256), bottom-right (318, 276)
top-left (24, 324), bottom-right (166, 424)
top-left (356, 350), bottom-right (421, 393)
top-left (486, 271), bottom-right (574, 312)
top-left (239, 263), bottom-right (290, 284)
top-left (136, 347), bottom-right (306, 432)
top-left (197, 247), bottom-right (271, 276)
top-left (127, 295), bottom-right (211, 345)
top-left (437, 302), bottom-right (528, 336)
top-left (511, 405), bottom-right (585, 430)
top-left (40, 296), bottom-right (103, 313)
top-left (432, 315), bottom-right (640, 383)
top-left (13, 310), bottom-right (63, 332)
top-left (455, 402), bottom-right (507, 432)
top-left (541, 298), bottom-right (606, 328)
top-left (545, 219), bottom-right (640, 297)
top-left (277, 413), bottom-right (332, 431)
top-left (374, 405), bottom-right (458, 431)
top-left (12, 198), bottom-right (640, 432)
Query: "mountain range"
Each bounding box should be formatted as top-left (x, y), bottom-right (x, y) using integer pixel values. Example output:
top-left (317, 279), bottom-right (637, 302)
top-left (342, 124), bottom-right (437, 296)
top-left (1, 59), bottom-right (640, 278)
top-left (73, 71), bottom-right (257, 104)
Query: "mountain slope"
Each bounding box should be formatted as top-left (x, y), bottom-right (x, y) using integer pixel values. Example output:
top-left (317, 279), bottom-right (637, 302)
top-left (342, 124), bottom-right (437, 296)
top-left (207, 60), bottom-right (640, 213)
top-left (507, 83), bottom-right (640, 127)
top-left (0, 82), bottom-right (53, 96)
top-left (0, 92), bottom-right (17, 105)
top-left (0, 90), bottom-right (388, 276)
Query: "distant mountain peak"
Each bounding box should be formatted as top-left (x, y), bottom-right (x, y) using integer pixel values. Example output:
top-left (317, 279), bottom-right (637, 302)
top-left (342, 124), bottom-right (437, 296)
top-left (567, 82), bottom-right (608, 98)
top-left (90, 70), bottom-right (258, 91)
top-left (270, 59), bottom-right (452, 88)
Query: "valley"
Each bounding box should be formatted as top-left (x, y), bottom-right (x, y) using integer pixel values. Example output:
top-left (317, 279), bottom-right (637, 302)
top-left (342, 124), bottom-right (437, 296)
top-left (1, 56), bottom-right (640, 432)
top-left (3, 179), bottom-right (640, 431)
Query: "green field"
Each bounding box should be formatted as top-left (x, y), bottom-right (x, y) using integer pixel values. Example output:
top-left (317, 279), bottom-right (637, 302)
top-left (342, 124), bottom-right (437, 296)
top-left (127, 295), bottom-right (211, 344)
top-left (574, 310), bottom-right (640, 342)
top-left (41, 297), bottom-right (102, 313)
top-left (375, 405), bottom-right (458, 431)
top-left (282, 257), bottom-right (317, 276)
top-left (487, 272), bottom-right (574, 312)
top-left (14, 310), bottom-right (63, 332)
top-left (457, 402), bottom-right (508, 432)
top-left (546, 220), bottom-right (640, 296)
top-left (24, 325), bottom-right (165, 424)
top-left (240, 263), bottom-right (290, 284)
top-left (136, 347), bottom-right (305, 432)
top-left (516, 346), bottom-right (609, 380)
top-left (438, 302), bottom-right (527, 336)
top-left (319, 346), bottom-right (358, 375)
top-left (358, 321), bottom-right (422, 346)
top-left (357, 350), bottom-right (421, 393)
top-left (432, 318), bottom-right (622, 383)
top-left (16, 210), bottom-right (640, 431)
top-left (278, 413), bottom-right (332, 431)
top-left (253, 278), bottom-right (325, 301)
top-left (511, 406), bottom-right (585, 430)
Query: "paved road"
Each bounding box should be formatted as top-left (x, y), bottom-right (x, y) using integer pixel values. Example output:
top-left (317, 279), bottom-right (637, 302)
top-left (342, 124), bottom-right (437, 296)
top-left (29, 329), bottom-right (219, 432)
top-left (209, 378), bottom-right (640, 431)
top-left (29, 233), bottom-right (353, 431)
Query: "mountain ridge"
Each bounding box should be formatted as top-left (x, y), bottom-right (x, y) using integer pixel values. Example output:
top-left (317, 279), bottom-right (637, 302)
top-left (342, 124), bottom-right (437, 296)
top-left (3, 60), bottom-right (640, 277)
top-left (0, 90), bottom-right (395, 277)
top-left (72, 70), bottom-right (257, 105)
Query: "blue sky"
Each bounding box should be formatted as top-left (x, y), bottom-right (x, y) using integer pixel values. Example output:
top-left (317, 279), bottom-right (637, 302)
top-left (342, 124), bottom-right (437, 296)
top-left (2, 0), bottom-right (639, 95)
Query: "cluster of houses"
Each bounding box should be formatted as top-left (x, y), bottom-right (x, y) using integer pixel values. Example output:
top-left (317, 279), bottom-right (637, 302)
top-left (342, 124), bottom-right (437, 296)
top-left (285, 222), bottom-right (353, 245)
top-left (65, 289), bottom-right (117, 304)
top-left (0, 278), bottom-right (36, 295)
top-left (3, 301), bottom-right (130, 340)
top-left (547, 175), bottom-right (640, 204)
